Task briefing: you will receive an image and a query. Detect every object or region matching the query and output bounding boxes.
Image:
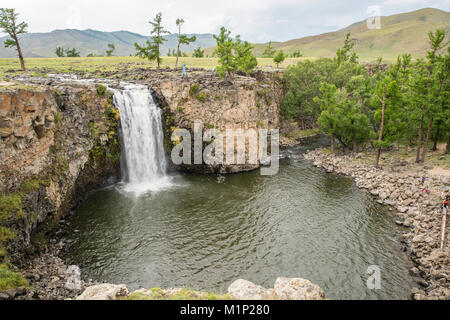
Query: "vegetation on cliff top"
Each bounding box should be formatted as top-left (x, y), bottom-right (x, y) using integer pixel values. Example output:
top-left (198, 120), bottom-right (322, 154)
top-left (134, 12), bottom-right (170, 72)
top-left (282, 29), bottom-right (449, 168)
top-left (213, 27), bottom-right (258, 78)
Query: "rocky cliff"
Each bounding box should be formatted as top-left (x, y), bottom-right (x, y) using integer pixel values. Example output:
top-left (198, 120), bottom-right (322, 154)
top-left (149, 71), bottom-right (283, 173)
top-left (0, 70), bottom-right (284, 255)
top-left (0, 82), bottom-right (120, 263)
top-left (0, 70), bottom-right (284, 298)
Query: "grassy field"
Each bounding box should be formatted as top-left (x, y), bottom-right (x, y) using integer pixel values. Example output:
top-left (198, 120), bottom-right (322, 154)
top-left (0, 56), bottom-right (310, 77)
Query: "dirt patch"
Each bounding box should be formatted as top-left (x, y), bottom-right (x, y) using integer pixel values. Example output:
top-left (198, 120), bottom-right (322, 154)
top-left (428, 167), bottom-right (450, 178)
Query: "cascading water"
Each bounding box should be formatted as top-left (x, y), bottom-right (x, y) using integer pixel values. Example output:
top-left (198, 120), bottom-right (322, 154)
top-left (112, 84), bottom-right (172, 194)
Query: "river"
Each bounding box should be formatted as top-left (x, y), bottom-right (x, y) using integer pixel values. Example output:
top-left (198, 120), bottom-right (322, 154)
top-left (64, 133), bottom-right (415, 300)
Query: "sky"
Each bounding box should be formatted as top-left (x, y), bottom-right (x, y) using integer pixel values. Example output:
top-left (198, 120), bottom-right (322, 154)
top-left (1, 0), bottom-right (449, 43)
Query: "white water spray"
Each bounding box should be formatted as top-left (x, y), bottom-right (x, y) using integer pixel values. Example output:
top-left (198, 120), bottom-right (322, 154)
top-left (112, 84), bottom-right (172, 194)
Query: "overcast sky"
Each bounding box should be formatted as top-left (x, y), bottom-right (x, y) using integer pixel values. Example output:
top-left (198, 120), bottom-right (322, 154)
top-left (1, 0), bottom-right (449, 42)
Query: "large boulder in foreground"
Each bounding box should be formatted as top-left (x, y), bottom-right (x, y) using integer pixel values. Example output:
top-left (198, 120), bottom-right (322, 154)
top-left (228, 278), bottom-right (325, 300)
top-left (274, 277), bottom-right (325, 300)
top-left (228, 279), bottom-right (275, 300)
top-left (76, 284), bottom-right (128, 300)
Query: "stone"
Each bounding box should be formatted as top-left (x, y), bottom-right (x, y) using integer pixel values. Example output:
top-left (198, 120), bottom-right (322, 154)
top-left (2, 289), bottom-right (18, 299)
top-left (0, 293), bottom-right (9, 300)
top-left (0, 127), bottom-right (13, 137)
top-left (76, 284), bottom-right (128, 300)
top-left (273, 277), bottom-right (325, 300)
top-left (409, 267), bottom-right (420, 277)
top-left (228, 279), bottom-right (274, 300)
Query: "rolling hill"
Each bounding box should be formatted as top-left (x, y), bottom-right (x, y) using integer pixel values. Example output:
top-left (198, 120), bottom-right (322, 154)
top-left (0, 8), bottom-right (448, 60)
top-left (0, 29), bottom-right (215, 58)
top-left (248, 8), bottom-right (450, 60)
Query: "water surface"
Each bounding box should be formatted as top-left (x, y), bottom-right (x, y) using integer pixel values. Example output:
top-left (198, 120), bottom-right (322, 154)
top-left (65, 136), bottom-right (414, 300)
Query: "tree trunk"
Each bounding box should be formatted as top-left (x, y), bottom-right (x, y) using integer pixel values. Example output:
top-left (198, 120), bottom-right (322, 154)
top-left (375, 85), bottom-right (386, 169)
top-left (330, 134), bottom-right (335, 154)
top-left (14, 35), bottom-right (26, 71)
top-left (432, 120), bottom-right (441, 151)
top-left (375, 148), bottom-right (381, 169)
top-left (446, 130), bottom-right (450, 154)
top-left (352, 139), bottom-right (358, 153)
top-left (175, 41), bottom-right (181, 70)
top-left (416, 114), bottom-right (424, 163)
top-left (421, 117), bottom-right (433, 162)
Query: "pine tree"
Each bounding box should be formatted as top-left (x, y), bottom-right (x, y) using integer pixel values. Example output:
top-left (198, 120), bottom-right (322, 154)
top-left (175, 18), bottom-right (196, 69)
top-left (213, 28), bottom-right (257, 78)
top-left (412, 29), bottom-right (447, 162)
top-left (193, 47), bottom-right (204, 58)
top-left (135, 12), bottom-right (170, 71)
top-left (213, 27), bottom-right (237, 78)
top-left (0, 8), bottom-right (28, 70)
top-left (65, 48), bottom-right (80, 57)
top-left (234, 36), bottom-right (257, 75)
top-left (262, 41), bottom-right (276, 58)
top-left (106, 43), bottom-right (115, 57)
top-left (336, 33), bottom-right (358, 66)
top-left (55, 46), bottom-right (65, 57)
top-left (273, 50), bottom-right (286, 68)
top-left (291, 50), bottom-right (303, 58)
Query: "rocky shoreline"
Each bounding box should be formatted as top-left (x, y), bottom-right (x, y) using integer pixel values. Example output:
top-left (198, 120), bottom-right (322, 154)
top-left (74, 277), bottom-right (325, 300)
top-left (304, 149), bottom-right (449, 300)
top-left (1, 237), bottom-right (95, 300)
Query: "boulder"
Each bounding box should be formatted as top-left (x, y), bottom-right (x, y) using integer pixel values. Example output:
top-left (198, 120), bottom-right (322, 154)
top-left (273, 277), bottom-right (325, 300)
top-left (228, 279), bottom-right (274, 300)
top-left (76, 284), bottom-right (128, 300)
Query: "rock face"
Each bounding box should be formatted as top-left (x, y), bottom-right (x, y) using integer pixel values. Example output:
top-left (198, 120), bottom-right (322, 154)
top-left (304, 149), bottom-right (450, 300)
top-left (76, 284), bottom-right (128, 300)
top-left (273, 277), bottom-right (326, 300)
top-left (227, 279), bottom-right (275, 300)
top-left (228, 278), bottom-right (325, 300)
top-left (150, 71), bottom-right (283, 174)
top-left (0, 83), bottom-right (120, 262)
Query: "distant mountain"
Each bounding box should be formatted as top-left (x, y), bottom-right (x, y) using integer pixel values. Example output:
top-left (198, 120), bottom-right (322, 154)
top-left (248, 8), bottom-right (450, 60)
top-left (0, 29), bottom-right (216, 58)
top-left (1, 8), bottom-right (448, 60)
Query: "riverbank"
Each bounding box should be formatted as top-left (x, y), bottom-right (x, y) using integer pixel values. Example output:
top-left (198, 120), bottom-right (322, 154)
top-left (304, 148), bottom-right (450, 300)
top-left (74, 277), bottom-right (325, 300)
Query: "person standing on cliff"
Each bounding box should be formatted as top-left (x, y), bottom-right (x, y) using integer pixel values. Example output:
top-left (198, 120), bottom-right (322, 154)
top-left (182, 62), bottom-right (187, 78)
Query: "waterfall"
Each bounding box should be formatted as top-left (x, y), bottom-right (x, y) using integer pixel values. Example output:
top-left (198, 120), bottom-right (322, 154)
top-left (112, 84), bottom-right (172, 194)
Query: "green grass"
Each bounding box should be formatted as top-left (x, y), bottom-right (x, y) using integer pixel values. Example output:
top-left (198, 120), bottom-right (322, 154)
top-left (0, 263), bottom-right (28, 291)
top-left (125, 288), bottom-right (231, 301)
top-left (0, 56), bottom-right (307, 78)
top-left (283, 128), bottom-right (320, 140)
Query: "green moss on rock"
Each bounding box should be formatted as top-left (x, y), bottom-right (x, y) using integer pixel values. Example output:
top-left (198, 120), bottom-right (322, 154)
top-left (125, 288), bottom-right (231, 300)
top-left (0, 263), bottom-right (28, 291)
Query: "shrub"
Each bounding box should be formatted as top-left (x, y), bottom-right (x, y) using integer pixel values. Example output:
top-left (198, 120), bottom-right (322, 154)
top-left (0, 263), bottom-right (28, 291)
top-left (197, 92), bottom-right (207, 103)
top-left (189, 84), bottom-right (200, 97)
top-left (96, 84), bottom-right (107, 97)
